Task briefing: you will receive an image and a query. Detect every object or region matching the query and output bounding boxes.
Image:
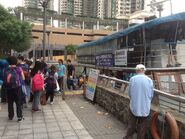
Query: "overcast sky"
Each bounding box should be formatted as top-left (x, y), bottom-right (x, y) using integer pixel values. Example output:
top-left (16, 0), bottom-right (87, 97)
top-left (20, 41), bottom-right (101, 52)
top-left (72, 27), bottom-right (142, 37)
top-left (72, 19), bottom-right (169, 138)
top-left (0, 0), bottom-right (184, 17)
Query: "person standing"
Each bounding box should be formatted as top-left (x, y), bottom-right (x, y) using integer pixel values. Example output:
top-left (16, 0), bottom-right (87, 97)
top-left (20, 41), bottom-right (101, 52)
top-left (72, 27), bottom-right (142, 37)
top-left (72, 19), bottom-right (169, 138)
top-left (45, 65), bottom-right (58, 104)
top-left (17, 56), bottom-right (29, 108)
top-left (123, 64), bottom-right (154, 139)
top-left (31, 61), bottom-right (44, 112)
top-left (4, 56), bottom-right (25, 122)
top-left (57, 59), bottom-right (66, 92)
top-left (66, 59), bottom-right (75, 90)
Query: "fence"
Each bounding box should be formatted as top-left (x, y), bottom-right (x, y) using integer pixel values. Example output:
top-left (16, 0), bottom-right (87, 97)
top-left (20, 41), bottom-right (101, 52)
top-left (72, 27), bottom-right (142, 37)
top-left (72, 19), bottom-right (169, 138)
top-left (97, 74), bottom-right (185, 114)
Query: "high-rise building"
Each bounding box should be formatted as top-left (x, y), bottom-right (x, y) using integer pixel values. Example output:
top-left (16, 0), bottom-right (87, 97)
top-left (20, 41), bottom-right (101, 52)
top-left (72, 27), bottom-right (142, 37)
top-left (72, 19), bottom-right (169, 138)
top-left (23, 0), bottom-right (37, 8)
top-left (23, 0), bottom-right (54, 10)
top-left (59, 0), bottom-right (154, 19)
top-left (58, 0), bottom-right (82, 15)
top-left (115, 0), bottom-right (154, 18)
top-left (74, 0), bottom-right (83, 16)
top-left (97, 0), bottom-right (104, 18)
top-left (96, 0), bottom-right (116, 19)
top-left (82, 0), bottom-right (97, 17)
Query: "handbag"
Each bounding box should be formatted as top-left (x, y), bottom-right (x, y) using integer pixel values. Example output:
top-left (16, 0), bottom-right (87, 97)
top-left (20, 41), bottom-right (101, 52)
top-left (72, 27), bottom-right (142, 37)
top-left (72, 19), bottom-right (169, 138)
top-left (55, 79), bottom-right (60, 92)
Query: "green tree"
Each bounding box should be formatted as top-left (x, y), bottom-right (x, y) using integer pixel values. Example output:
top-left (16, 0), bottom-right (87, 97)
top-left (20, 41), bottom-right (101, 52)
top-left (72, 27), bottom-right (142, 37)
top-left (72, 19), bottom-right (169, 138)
top-left (0, 5), bottom-right (32, 55)
top-left (66, 44), bottom-right (76, 55)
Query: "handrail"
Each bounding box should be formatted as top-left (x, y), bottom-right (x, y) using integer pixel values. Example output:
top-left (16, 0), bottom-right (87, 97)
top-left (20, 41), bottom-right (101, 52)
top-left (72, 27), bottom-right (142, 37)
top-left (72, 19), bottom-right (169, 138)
top-left (98, 74), bottom-right (185, 103)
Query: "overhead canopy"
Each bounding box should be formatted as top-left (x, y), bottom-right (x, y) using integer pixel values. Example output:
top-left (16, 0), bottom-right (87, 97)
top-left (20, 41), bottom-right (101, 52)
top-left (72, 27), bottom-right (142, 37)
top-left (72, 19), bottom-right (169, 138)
top-left (78, 12), bottom-right (185, 49)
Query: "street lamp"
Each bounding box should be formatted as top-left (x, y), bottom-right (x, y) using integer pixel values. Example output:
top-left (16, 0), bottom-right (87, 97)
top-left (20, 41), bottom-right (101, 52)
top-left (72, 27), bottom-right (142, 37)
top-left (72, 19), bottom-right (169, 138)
top-left (39, 0), bottom-right (50, 61)
top-left (47, 31), bottom-right (50, 62)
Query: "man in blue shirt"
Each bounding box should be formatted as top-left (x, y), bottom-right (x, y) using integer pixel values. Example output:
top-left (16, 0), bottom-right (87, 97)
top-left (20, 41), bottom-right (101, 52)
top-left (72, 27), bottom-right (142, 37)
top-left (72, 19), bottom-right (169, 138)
top-left (123, 64), bottom-right (154, 139)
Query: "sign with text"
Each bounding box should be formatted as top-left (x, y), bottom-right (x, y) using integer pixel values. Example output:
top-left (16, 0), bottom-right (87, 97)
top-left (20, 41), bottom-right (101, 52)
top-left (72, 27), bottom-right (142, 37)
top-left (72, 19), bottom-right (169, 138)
top-left (85, 69), bottom-right (100, 101)
top-left (114, 49), bottom-right (127, 66)
top-left (96, 53), bottom-right (113, 66)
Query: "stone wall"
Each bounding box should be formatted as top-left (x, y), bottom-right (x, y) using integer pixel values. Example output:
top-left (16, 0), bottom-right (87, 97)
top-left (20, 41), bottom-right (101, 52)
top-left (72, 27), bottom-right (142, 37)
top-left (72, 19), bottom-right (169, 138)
top-left (95, 85), bottom-right (185, 139)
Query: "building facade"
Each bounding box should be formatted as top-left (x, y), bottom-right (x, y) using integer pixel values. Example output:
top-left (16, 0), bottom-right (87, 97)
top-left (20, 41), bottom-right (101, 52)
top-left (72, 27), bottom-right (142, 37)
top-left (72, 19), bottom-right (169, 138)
top-left (58, 0), bottom-right (82, 16)
top-left (23, 0), bottom-right (54, 10)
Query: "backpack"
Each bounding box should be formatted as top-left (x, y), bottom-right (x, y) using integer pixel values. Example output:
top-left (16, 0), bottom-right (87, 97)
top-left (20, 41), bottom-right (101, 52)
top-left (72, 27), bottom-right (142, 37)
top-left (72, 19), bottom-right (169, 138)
top-left (4, 67), bottom-right (21, 89)
top-left (0, 59), bottom-right (9, 82)
top-left (32, 73), bottom-right (44, 92)
top-left (45, 72), bottom-right (57, 90)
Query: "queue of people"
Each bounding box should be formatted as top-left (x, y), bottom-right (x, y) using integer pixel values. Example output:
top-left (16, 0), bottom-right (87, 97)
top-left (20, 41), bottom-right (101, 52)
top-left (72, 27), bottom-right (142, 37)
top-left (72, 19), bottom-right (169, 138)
top-left (0, 56), bottom-right (76, 122)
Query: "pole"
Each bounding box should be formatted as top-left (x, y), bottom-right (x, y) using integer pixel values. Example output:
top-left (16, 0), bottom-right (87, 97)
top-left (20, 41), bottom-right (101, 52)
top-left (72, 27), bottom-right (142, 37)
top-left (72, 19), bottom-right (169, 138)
top-left (170, 0), bottom-right (173, 15)
top-left (47, 32), bottom-right (50, 62)
top-left (43, 3), bottom-right (46, 61)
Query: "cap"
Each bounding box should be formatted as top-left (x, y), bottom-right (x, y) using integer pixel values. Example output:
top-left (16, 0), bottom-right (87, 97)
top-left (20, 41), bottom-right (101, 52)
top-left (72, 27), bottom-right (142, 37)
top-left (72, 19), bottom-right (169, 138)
top-left (136, 64), bottom-right (146, 71)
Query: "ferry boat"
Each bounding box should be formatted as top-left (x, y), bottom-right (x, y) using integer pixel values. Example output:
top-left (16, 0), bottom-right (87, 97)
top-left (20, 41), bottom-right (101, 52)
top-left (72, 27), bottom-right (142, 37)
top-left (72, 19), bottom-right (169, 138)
top-left (76, 12), bottom-right (185, 113)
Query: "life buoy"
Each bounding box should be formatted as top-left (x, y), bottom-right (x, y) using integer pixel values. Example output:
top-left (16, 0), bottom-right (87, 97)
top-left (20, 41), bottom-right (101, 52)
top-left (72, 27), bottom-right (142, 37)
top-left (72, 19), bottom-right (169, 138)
top-left (151, 111), bottom-right (179, 139)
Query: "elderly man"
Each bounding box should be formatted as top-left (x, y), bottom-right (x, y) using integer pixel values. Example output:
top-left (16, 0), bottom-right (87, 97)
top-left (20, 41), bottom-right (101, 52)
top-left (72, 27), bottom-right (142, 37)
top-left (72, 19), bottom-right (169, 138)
top-left (123, 64), bottom-right (154, 139)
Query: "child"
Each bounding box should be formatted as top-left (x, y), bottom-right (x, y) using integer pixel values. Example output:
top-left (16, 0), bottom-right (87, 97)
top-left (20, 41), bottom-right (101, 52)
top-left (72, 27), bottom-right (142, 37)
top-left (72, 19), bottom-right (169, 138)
top-left (31, 61), bottom-right (44, 112)
top-left (45, 65), bottom-right (58, 104)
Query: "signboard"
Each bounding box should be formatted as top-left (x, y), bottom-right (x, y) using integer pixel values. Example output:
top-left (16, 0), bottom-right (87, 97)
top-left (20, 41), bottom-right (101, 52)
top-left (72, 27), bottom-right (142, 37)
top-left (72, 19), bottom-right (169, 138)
top-left (85, 69), bottom-right (100, 101)
top-left (114, 49), bottom-right (127, 66)
top-left (96, 53), bottom-right (113, 66)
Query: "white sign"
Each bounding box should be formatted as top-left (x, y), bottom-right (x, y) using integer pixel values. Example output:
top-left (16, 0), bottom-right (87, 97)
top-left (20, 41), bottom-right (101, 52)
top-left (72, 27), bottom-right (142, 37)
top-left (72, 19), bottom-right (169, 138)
top-left (114, 49), bottom-right (127, 66)
top-left (85, 69), bottom-right (99, 101)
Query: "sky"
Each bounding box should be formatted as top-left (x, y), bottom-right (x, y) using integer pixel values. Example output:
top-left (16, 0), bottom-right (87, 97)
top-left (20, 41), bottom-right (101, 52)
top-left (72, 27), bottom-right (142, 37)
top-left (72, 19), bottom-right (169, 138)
top-left (0, 0), bottom-right (184, 17)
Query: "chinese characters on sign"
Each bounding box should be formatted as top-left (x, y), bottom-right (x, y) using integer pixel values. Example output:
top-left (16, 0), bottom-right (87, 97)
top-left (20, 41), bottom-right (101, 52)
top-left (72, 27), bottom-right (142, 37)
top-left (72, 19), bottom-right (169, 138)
top-left (114, 49), bottom-right (127, 66)
top-left (96, 54), bottom-right (114, 66)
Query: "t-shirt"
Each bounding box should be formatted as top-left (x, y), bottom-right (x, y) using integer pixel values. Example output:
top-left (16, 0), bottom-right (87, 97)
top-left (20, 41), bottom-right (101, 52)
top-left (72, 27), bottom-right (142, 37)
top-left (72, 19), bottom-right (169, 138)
top-left (67, 64), bottom-right (75, 77)
top-left (57, 64), bottom-right (66, 77)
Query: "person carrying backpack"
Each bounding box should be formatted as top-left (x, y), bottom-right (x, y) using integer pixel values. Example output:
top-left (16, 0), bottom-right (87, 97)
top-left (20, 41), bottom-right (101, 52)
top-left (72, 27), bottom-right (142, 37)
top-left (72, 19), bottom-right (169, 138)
top-left (17, 56), bottom-right (30, 108)
top-left (45, 65), bottom-right (58, 104)
top-left (4, 56), bottom-right (25, 122)
top-left (31, 61), bottom-right (44, 112)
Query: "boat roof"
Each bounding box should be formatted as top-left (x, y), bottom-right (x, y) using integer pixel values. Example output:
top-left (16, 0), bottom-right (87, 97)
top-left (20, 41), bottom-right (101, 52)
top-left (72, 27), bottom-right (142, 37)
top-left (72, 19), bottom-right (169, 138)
top-left (78, 12), bottom-right (185, 49)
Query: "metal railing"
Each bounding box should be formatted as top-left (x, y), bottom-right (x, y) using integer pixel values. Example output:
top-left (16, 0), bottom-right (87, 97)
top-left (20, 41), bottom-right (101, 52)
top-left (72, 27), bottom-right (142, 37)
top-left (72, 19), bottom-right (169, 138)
top-left (97, 74), bottom-right (185, 114)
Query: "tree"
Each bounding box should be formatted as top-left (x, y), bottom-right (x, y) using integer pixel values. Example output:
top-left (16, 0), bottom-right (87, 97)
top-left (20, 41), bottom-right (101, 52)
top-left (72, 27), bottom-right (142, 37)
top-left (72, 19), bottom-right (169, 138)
top-left (0, 5), bottom-right (32, 55)
top-left (66, 44), bottom-right (76, 55)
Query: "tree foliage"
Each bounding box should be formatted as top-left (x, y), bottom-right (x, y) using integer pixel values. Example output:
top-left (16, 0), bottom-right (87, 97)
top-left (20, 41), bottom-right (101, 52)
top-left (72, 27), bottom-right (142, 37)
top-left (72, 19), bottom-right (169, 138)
top-left (0, 5), bottom-right (32, 53)
top-left (66, 44), bottom-right (76, 55)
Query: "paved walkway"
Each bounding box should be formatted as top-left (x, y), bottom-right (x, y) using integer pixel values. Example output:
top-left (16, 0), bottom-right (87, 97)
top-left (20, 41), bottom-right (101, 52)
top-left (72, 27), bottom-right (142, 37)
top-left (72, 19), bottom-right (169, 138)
top-left (66, 95), bottom-right (126, 139)
top-left (0, 93), bottom-right (126, 139)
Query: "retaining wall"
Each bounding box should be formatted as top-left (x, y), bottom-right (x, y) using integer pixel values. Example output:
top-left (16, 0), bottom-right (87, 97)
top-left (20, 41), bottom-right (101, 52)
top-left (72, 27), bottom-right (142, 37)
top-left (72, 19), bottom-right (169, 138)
top-left (95, 85), bottom-right (185, 139)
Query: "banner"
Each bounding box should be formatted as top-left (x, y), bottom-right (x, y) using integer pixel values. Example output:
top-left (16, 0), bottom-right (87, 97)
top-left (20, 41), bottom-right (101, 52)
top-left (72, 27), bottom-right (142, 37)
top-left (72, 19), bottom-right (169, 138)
top-left (114, 49), bottom-right (127, 66)
top-left (85, 69), bottom-right (99, 101)
top-left (96, 53), bottom-right (114, 67)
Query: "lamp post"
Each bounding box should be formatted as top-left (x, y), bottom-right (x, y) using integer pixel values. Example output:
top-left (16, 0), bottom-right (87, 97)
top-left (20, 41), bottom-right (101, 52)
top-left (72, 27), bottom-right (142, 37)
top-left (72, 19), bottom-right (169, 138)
top-left (40, 0), bottom-right (50, 61)
top-left (47, 31), bottom-right (50, 62)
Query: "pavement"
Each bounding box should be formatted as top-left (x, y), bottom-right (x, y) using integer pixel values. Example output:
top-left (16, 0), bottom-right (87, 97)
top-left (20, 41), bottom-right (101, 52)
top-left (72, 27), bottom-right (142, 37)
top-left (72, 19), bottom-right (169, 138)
top-left (0, 91), bottom-right (126, 139)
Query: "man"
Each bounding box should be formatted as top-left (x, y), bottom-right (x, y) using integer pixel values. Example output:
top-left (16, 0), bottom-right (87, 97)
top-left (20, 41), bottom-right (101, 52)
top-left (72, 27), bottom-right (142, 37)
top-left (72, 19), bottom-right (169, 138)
top-left (66, 59), bottom-right (75, 90)
top-left (123, 64), bottom-right (154, 139)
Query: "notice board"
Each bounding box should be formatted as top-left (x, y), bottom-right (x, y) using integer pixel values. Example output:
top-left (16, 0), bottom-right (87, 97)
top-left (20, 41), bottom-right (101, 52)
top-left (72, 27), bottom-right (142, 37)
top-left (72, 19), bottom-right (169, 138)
top-left (85, 69), bottom-right (100, 101)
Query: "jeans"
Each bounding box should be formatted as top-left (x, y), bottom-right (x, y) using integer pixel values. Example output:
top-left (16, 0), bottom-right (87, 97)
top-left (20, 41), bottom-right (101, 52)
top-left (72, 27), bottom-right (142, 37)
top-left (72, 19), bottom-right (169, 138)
top-left (32, 90), bottom-right (41, 110)
top-left (58, 76), bottom-right (64, 91)
top-left (7, 87), bottom-right (22, 119)
top-left (67, 77), bottom-right (75, 90)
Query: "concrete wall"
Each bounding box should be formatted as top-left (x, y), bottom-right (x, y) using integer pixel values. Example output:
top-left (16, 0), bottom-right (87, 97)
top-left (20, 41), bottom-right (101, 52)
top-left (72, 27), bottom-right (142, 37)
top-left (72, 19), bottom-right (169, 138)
top-left (95, 85), bottom-right (185, 139)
